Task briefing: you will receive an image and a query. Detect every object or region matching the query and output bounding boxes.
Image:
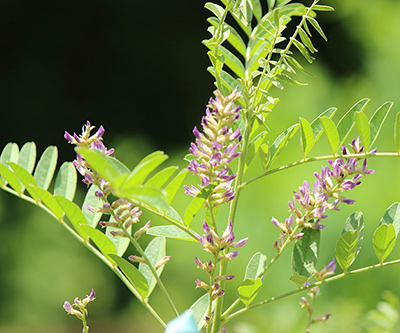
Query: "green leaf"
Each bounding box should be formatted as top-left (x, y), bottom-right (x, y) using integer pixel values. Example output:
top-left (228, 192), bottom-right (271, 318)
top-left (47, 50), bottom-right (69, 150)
top-left (146, 226), bottom-right (196, 242)
top-left (373, 224), bottom-right (396, 264)
top-left (29, 186), bottom-right (63, 219)
top-left (106, 216), bottom-right (131, 256)
top-left (276, 73), bottom-right (307, 86)
top-left (108, 254), bottom-right (149, 299)
top-left (355, 112), bottom-right (371, 150)
top-left (291, 228), bottom-right (320, 279)
top-left (189, 293), bottom-right (210, 330)
top-left (1, 142), bottom-right (19, 166)
top-left (306, 16), bottom-right (327, 41)
top-left (379, 202), bottom-right (400, 238)
top-left (54, 162), bottom-right (77, 201)
top-left (298, 27), bottom-right (317, 53)
top-left (395, 112), bottom-right (400, 154)
top-left (139, 237), bottom-right (166, 297)
top-left (337, 98), bottom-right (370, 148)
top-left (145, 166), bottom-right (178, 188)
top-left (208, 67), bottom-right (242, 96)
top-left (165, 169), bottom-right (188, 204)
top-left (8, 162), bottom-right (39, 199)
top-left (217, 45), bottom-right (246, 78)
top-left (80, 225), bottom-right (117, 261)
top-left (300, 118), bottom-right (314, 158)
top-left (115, 185), bottom-right (168, 212)
top-left (0, 163), bottom-right (21, 193)
top-left (184, 186), bottom-right (213, 226)
top-left (258, 143), bottom-right (269, 171)
top-left (310, 107), bottom-right (337, 141)
top-left (267, 0), bottom-right (276, 10)
top-left (312, 5), bottom-right (334, 11)
top-left (18, 142), bottom-right (36, 174)
top-left (250, 0), bottom-right (262, 21)
top-left (369, 102), bottom-right (392, 149)
top-left (244, 252), bottom-right (267, 281)
top-left (245, 131), bottom-right (267, 172)
top-left (123, 151), bottom-right (168, 187)
top-left (269, 123), bottom-right (299, 166)
top-left (320, 116), bottom-right (340, 154)
top-left (82, 185), bottom-right (103, 228)
top-left (238, 278), bottom-right (263, 307)
top-left (55, 195), bottom-right (88, 239)
top-left (205, 2), bottom-right (225, 21)
top-left (33, 146), bottom-right (58, 191)
top-left (335, 230), bottom-right (358, 273)
top-left (341, 212), bottom-right (364, 261)
top-left (291, 38), bottom-right (314, 63)
top-left (290, 274), bottom-right (309, 287)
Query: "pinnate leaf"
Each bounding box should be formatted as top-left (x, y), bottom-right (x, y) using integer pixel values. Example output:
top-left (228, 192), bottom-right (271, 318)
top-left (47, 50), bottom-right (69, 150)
top-left (33, 146), bottom-right (58, 190)
top-left (184, 186), bottom-right (213, 226)
top-left (238, 278), bottom-right (263, 307)
top-left (81, 225), bottom-right (117, 261)
top-left (146, 225), bottom-right (196, 242)
top-left (320, 116), bottom-right (339, 154)
top-left (269, 123), bottom-right (299, 166)
top-left (300, 117), bottom-right (314, 158)
top-left (18, 142), bottom-right (36, 174)
top-left (373, 224), bottom-right (396, 264)
top-left (335, 230), bottom-right (358, 273)
top-left (244, 252), bottom-right (267, 281)
top-left (369, 101), bottom-right (392, 149)
top-left (54, 162), bottom-right (77, 201)
top-left (355, 112), bottom-right (370, 150)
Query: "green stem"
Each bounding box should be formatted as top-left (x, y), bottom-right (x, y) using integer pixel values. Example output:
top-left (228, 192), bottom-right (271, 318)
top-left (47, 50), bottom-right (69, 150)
top-left (211, 259), bottom-right (228, 333)
top-left (223, 258), bottom-right (400, 323)
top-left (240, 152), bottom-right (399, 190)
top-left (0, 187), bottom-right (168, 328)
top-left (120, 223), bottom-right (179, 317)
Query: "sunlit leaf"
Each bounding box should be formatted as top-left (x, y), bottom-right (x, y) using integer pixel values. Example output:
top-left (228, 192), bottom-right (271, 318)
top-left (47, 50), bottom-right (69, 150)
top-left (106, 215), bottom-right (131, 257)
top-left (245, 131), bottom-right (267, 172)
top-left (145, 166), bottom-right (178, 188)
top-left (29, 185), bottom-right (63, 219)
top-left (108, 254), bottom-right (149, 299)
top-left (33, 146), bottom-right (58, 191)
top-left (146, 225), bottom-right (196, 242)
top-left (369, 101), bottom-right (392, 149)
top-left (184, 186), bottom-right (213, 226)
top-left (54, 162), bottom-right (77, 201)
top-left (320, 116), bottom-right (340, 154)
top-left (379, 202), bottom-right (400, 238)
top-left (55, 195), bottom-right (88, 239)
top-left (0, 163), bottom-right (21, 193)
top-left (189, 293), bottom-right (210, 330)
top-left (205, 2), bottom-right (225, 21)
top-left (269, 123), bottom-right (299, 166)
top-left (115, 185), bottom-right (168, 212)
top-left (373, 224), bottom-right (396, 264)
top-left (238, 278), bottom-right (263, 307)
top-left (341, 212), bottom-right (364, 261)
top-left (335, 230), bottom-right (358, 273)
top-left (165, 169), bottom-right (188, 204)
top-left (81, 225), bottom-right (117, 261)
top-left (291, 38), bottom-right (314, 63)
top-left (244, 252), bottom-right (267, 281)
top-left (139, 237), bottom-right (166, 297)
top-left (292, 228), bottom-right (320, 279)
top-left (18, 142), bottom-right (36, 174)
top-left (355, 112), bottom-right (371, 150)
top-left (8, 162), bottom-right (39, 199)
top-left (306, 16), bottom-right (327, 41)
top-left (395, 112), bottom-right (400, 154)
top-left (300, 117), bottom-right (314, 158)
top-left (82, 185), bottom-right (103, 228)
top-left (311, 107), bottom-right (337, 144)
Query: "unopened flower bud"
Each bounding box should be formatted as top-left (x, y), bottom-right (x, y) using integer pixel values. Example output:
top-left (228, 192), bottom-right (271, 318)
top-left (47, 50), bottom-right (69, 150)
top-left (133, 221), bottom-right (151, 240)
top-left (128, 255), bottom-right (146, 263)
top-left (155, 256), bottom-right (171, 270)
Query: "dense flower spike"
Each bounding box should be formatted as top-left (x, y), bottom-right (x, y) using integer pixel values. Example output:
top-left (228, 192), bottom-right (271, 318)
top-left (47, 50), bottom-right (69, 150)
top-left (271, 138), bottom-right (375, 249)
top-left (185, 89), bottom-right (242, 207)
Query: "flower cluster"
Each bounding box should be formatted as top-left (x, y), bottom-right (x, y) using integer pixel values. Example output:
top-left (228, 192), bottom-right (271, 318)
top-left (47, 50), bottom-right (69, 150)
top-left (63, 289), bottom-right (95, 325)
top-left (185, 89), bottom-right (242, 207)
top-left (272, 138), bottom-right (375, 250)
top-left (64, 121), bottom-right (114, 194)
top-left (194, 221), bottom-right (247, 300)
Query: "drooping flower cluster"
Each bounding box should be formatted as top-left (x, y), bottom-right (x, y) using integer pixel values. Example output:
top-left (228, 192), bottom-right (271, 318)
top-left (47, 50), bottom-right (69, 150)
top-left (300, 259), bottom-right (336, 329)
top-left (272, 138), bottom-right (375, 250)
top-left (185, 89), bottom-right (242, 207)
top-left (63, 289), bottom-right (95, 325)
top-left (194, 221), bottom-right (247, 301)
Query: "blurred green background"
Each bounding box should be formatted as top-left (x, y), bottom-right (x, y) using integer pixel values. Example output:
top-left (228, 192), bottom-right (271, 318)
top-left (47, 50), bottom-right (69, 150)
top-left (1, 0), bottom-right (400, 332)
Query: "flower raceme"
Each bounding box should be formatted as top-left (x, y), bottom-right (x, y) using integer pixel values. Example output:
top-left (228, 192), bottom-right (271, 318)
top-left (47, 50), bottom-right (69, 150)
top-left (185, 89), bottom-right (242, 208)
top-left (272, 138), bottom-right (375, 249)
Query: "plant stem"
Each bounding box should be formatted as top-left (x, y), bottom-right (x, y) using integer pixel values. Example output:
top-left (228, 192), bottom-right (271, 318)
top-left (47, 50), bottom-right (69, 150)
top-left (223, 258), bottom-right (400, 323)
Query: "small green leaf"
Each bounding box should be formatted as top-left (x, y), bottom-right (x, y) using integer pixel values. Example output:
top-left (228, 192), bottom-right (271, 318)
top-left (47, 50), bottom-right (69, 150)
top-left (379, 202), bottom-right (400, 238)
top-left (245, 131), bottom-right (267, 172)
top-left (108, 254), bottom-right (149, 299)
top-left (269, 123), bottom-right (299, 166)
top-left (306, 16), bottom-right (327, 41)
top-left (267, 0), bottom-right (276, 10)
top-left (244, 252), bottom-right (267, 281)
top-left (165, 169), bottom-right (188, 204)
top-left (81, 225), bottom-right (117, 260)
top-left (341, 212), bottom-right (364, 261)
top-left (312, 5), bottom-right (334, 11)
top-left (298, 27), bottom-right (317, 53)
top-left (18, 142), bottom-right (36, 174)
top-left (310, 107), bottom-right (337, 141)
top-left (292, 228), bottom-right (320, 279)
top-left (216, 45), bottom-right (246, 78)
top-left (258, 143), bottom-right (269, 171)
top-left (238, 278), bottom-right (263, 307)
top-left (0, 163), bottom-right (21, 193)
top-left (146, 226), bottom-right (196, 242)
top-left (29, 186), bottom-right (63, 219)
top-left (106, 216), bottom-right (131, 256)
top-left (145, 166), bottom-right (178, 188)
top-left (373, 224), bottom-right (396, 264)
top-left (115, 185), bottom-right (168, 211)
top-left (189, 293), bottom-right (210, 330)
top-left (250, 0), bottom-right (262, 21)
top-left (300, 117), bottom-right (314, 158)
top-left (276, 73), bottom-right (307, 86)
top-left (139, 237), bottom-right (166, 297)
top-left (55, 195), bottom-right (88, 239)
top-left (337, 98), bottom-right (370, 148)
top-left (0, 142), bottom-right (19, 166)
top-left (33, 146), bottom-right (58, 191)
top-left (184, 186), bottom-right (213, 226)
top-left (54, 162), bottom-right (77, 201)
top-left (291, 38), bottom-right (314, 63)
top-left (82, 185), bottom-right (103, 228)
top-left (335, 230), bottom-right (358, 273)
top-left (8, 162), bottom-right (39, 199)
top-left (123, 151), bottom-right (168, 187)
top-left (394, 112), bottom-right (400, 154)
top-left (369, 102), bottom-right (392, 149)
top-left (205, 2), bottom-right (225, 21)
top-left (355, 112), bottom-right (371, 150)
top-left (290, 274), bottom-right (309, 287)
top-left (320, 116), bottom-right (340, 154)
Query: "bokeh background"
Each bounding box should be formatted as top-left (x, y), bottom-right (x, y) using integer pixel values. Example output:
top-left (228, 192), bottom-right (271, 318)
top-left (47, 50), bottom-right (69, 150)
top-left (1, 0), bottom-right (400, 332)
